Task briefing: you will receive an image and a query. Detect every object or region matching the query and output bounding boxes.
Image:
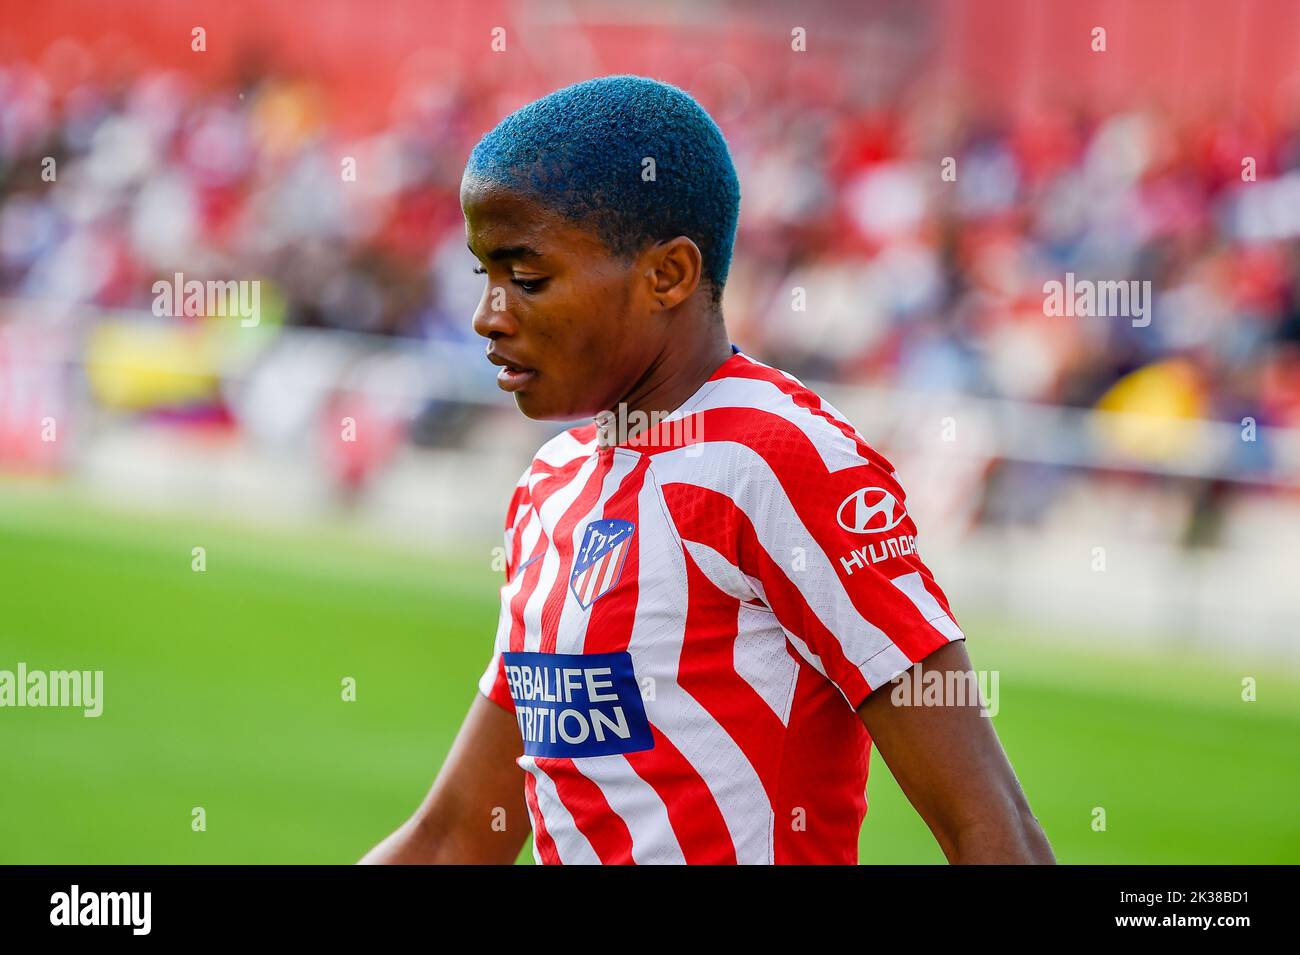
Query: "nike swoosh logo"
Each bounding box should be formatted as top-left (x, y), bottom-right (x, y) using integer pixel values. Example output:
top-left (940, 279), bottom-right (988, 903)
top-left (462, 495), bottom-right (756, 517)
top-left (513, 553), bottom-right (543, 577)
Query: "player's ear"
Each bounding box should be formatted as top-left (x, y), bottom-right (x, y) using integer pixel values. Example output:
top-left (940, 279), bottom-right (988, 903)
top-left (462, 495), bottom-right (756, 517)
top-left (641, 236), bottom-right (702, 312)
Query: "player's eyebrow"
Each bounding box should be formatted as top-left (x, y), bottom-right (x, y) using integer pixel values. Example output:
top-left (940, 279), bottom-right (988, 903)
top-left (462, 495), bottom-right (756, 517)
top-left (467, 241), bottom-right (544, 263)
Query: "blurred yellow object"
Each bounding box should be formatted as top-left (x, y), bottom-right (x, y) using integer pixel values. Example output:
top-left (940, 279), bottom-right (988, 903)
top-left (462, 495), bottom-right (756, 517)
top-left (1093, 359), bottom-right (1205, 462)
top-left (85, 322), bottom-right (220, 411)
top-left (251, 81), bottom-right (325, 159)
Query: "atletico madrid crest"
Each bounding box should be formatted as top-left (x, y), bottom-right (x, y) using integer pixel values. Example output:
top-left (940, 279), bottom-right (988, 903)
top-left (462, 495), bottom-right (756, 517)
top-left (571, 519), bottom-right (635, 609)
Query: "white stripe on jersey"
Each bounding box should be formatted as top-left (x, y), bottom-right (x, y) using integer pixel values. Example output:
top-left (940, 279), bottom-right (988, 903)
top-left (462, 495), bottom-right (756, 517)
top-left (682, 538), bottom-right (756, 602)
top-left (681, 538), bottom-right (799, 726)
top-left (569, 755), bottom-right (688, 865)
top-left (856, 642), bottom-right (917, 691)
top-left (521, 454), bottom-right (601, 652)
top-left (525, 758), bottom-right (601, 864)
top-left (663, 362), bottom-right (872, 473)
top-left (514, 505), bottom-right (543, 569)
top-left (532, 428), bottom-right (598, 470)
top-left (651, 442), bottom-right (900, 683)
top-left (476, 649), bottom-right (500, 699)
top-left (557, 451), bottom-right (640, 652)
top-left (628, 460), bottom-right (775, 865)
top-left (734, 603), bottom-right (800, 726)
top-left (490, 514), bottom-right (538, 655)
top-left (480, 484), bottom-right (543, 699)
top-left (889, 571), bottom-right (965, 641)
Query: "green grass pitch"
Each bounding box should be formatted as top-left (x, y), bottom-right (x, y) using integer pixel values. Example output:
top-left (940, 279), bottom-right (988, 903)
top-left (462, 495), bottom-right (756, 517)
top-left (1, 487), bottom-right (1296, 864)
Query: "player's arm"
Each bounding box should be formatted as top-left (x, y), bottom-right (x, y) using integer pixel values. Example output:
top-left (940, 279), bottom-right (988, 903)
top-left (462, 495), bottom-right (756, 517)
top-left (856, 640), bottom-right (1055, 864)
top-left (359, 693), bottom-right (529, 864)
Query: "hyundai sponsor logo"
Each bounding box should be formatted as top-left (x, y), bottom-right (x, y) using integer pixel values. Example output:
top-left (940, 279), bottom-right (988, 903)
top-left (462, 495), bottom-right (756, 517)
top-left (835, 486), bottom-right (906, 534)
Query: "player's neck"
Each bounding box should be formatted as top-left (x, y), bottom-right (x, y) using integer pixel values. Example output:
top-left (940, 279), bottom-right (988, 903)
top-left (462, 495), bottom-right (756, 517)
top-left (606, 319), bottom-right (733, 432)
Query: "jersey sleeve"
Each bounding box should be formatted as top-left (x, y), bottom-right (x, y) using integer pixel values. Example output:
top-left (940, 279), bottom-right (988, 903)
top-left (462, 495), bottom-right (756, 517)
top-left (478, 650), bottom-right (515, 711)
top-left (735, 443), bottom-right (964, 710)
top-left (476, 468), bottom-right (533, 713)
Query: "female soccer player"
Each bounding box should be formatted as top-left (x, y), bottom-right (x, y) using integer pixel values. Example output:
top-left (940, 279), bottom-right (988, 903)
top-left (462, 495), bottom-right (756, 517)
top-left (362, 75), bottom-right (1054, 865)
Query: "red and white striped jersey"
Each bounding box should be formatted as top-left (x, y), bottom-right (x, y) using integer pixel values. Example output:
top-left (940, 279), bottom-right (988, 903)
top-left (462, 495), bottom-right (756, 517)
top-left (478, 350), bottom-right (965, 864)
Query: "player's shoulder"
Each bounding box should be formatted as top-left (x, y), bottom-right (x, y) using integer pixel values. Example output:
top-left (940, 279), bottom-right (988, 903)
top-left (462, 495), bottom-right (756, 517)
top-left (702, 352), bottom-right (896, 477)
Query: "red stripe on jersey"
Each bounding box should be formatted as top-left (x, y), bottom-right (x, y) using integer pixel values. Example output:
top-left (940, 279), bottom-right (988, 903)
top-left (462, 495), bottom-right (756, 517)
top-left (528, 425), bottom-right (597, 479)
top-left (485, 653), bottom-right (514, 711)
top-left (772, 662), bottom-right (871, 864)
top-left (662, 479), bottom-right (874, 860)
top-left (913, 566), bottom-right (961, 629)
top-left (506, 497), bottom-right (532, 580)
top-left (504, 454), bottom-right (594, 652)
top-left (728, 358), bottom-right (957, 617)
top-left (675, 547), bottom-right (786, 799)
top-left (723, 358), bottom-right (882, 467)
top-left (534, 757), bottom-right (636, 864)
top-left (537, 452), bottom-right (613, 654)
top-left (659, 406), bottom-right (954, 674)
top-left (662, 480), bottom-right (873, 704)
top-left (519, 452), bottom-right (636, 862)
top-left (503, 482), bottom-right (531, 579)
top-left (624, 726), bottom-right (738, 865)
top-left (523, 772), bottom-right (561, 865)
top-left (583, 458), bottom-right (741, 860)
top-left (583, 456), bottom-right (649, 653)
top-left (531, 452), bottom-right (593, 499)
top-left (735, 511), bottom-right (872, 702)
top-left (507, 525), bottom-right (550, 652)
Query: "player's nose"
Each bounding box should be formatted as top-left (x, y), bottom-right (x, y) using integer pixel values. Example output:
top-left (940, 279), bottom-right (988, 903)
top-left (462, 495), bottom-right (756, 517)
top-left (472, 287), bottom-right (516, 340)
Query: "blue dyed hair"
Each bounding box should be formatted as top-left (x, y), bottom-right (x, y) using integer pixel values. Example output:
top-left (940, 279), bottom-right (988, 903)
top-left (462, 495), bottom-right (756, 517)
top-left (464, 75), bottom-right (741, 305)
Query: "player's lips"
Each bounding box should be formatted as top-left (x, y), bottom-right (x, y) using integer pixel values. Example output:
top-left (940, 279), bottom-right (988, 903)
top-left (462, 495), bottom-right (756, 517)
top-left (487, 349), bottom-right (537, 392)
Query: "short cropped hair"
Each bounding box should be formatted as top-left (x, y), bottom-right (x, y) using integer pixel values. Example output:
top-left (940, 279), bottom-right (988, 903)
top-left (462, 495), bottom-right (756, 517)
top-left (464, 75), bottom-right (741, 303)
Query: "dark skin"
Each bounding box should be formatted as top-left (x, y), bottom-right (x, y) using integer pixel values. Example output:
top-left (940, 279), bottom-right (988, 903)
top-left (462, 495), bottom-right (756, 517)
top-left (360, 177), bottom-right (1055, 864)
top-left (457, 175), bottom-right (733, 422)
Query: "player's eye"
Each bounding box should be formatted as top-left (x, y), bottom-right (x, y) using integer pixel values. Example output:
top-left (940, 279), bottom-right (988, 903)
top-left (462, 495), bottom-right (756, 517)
top-left (472, 267), bottom-right (545, 294)
top-left (513, 277), bottom-right (548, 294)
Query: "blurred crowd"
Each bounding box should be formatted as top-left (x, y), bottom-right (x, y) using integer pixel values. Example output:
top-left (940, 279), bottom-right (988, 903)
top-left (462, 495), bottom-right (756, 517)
top-left (3, 54), bottom-right (1300, 434)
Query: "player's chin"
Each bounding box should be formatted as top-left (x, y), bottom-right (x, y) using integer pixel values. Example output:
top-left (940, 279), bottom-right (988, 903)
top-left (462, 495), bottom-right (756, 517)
top-left (513, 382), bottom-right (594, 422)
top-left (511, 384), bottom-right (562, 421)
